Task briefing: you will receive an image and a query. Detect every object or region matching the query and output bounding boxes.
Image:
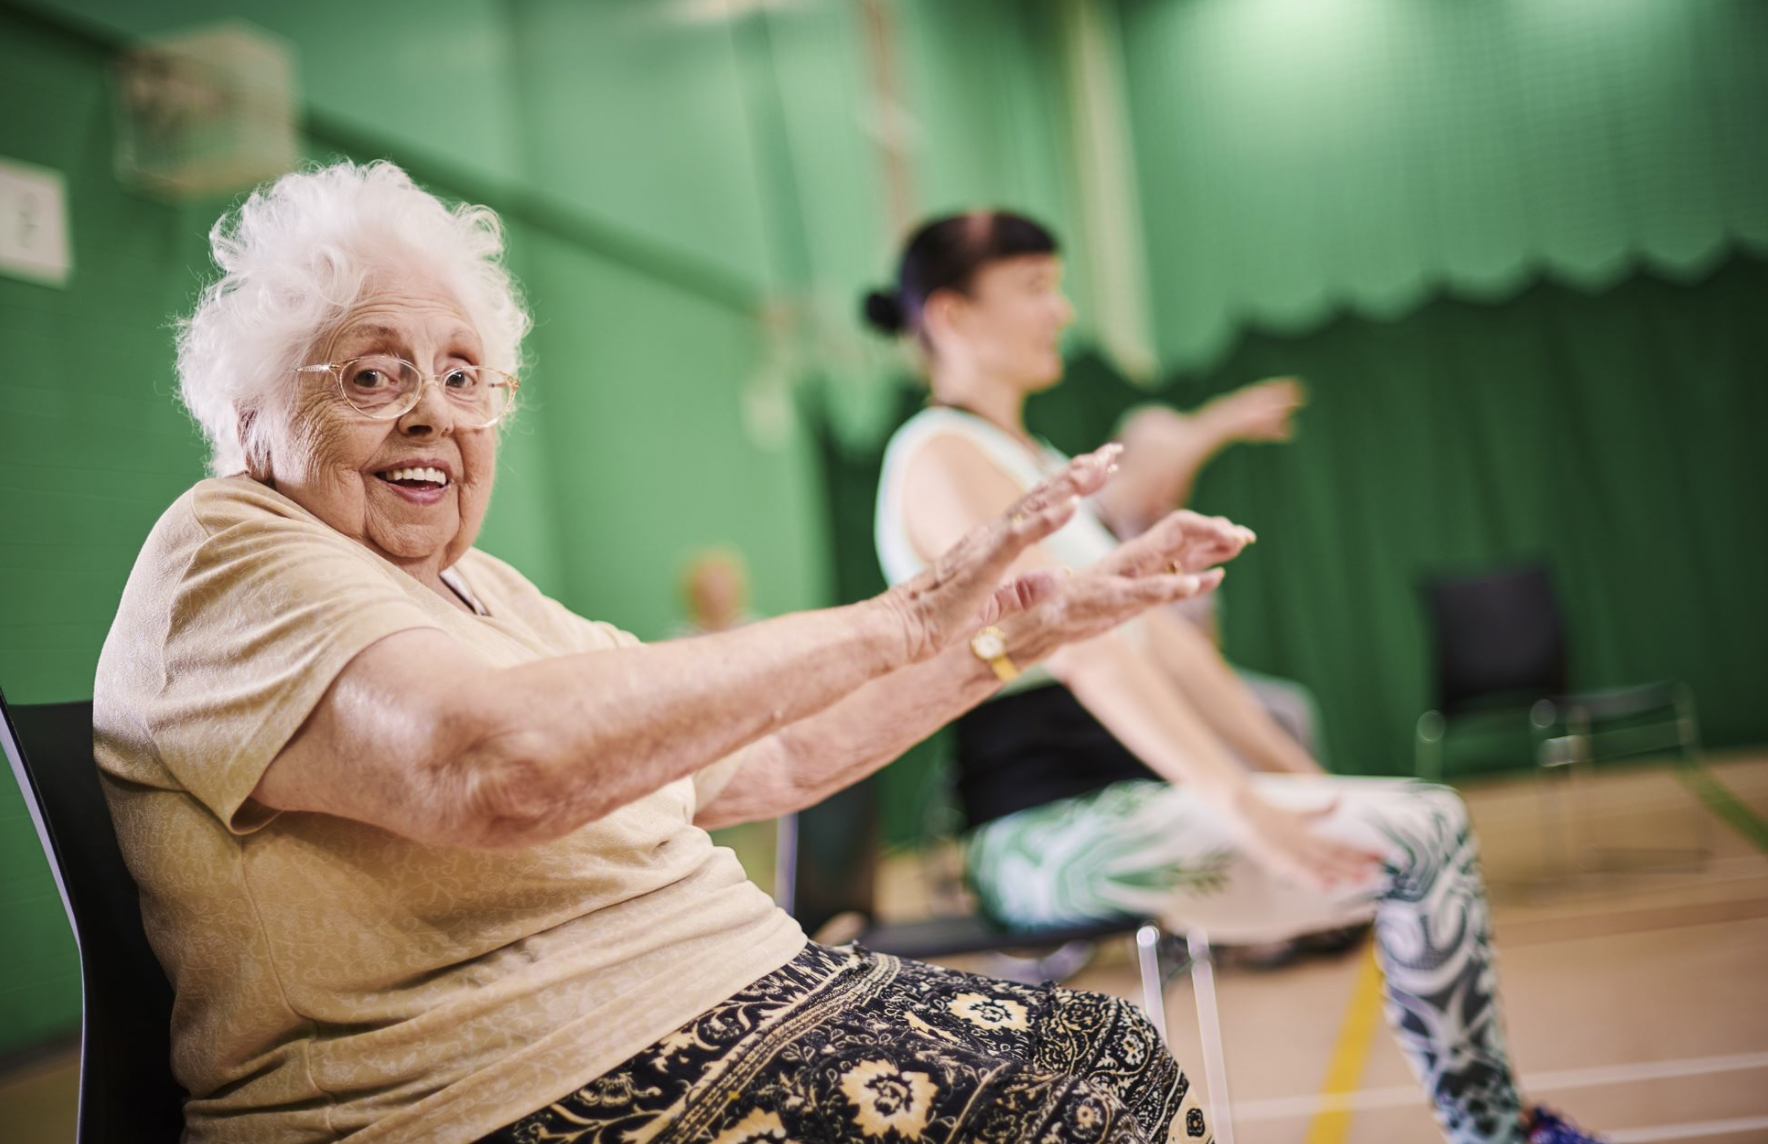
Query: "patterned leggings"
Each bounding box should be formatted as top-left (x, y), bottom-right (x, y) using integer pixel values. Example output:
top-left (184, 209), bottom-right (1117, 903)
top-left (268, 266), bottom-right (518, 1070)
top-left (968, 776), bottom-right (1525, 1144)
top-left (478, 942), bottom-right (1212, 1144)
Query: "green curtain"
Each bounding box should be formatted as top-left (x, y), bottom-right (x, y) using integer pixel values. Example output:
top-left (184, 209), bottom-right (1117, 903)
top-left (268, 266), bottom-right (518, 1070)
top-left (1118, 0), bottom-right (1768, 368)
top-left (818, 257), bottom-right (1768, 845)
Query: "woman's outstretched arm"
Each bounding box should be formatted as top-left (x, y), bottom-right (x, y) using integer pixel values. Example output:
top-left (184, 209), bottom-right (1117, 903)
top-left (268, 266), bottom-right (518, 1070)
top-left (251, 449), bottom-right (1118, 850)
top-left (1094, 378), bottom-right (1306, 535)
top-left (696, 513), bottom-right (1244, 829)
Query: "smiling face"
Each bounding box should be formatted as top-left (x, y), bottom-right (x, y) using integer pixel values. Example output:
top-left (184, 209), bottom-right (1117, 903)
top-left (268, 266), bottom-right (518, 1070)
top-left (930, 254), bottom-right (1074, 393)
top-left (255, 272), bottom-right (498, 577)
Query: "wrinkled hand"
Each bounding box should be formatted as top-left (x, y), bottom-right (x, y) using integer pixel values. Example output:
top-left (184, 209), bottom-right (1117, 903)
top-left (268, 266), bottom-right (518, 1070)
top-left (984, 508), bottom-right (1257, 666)
top-left (882, 445), bottom-right (1121, 663)
top-left (1228, 789), bottom-right (1385, 893)
top-left (1100, 508), bottom-right (1255, 580)
top-left (1210, 377), bottom-right (1307, 444)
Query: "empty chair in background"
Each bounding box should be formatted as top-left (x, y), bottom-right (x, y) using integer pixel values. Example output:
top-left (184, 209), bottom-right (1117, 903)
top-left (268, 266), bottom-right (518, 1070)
top-left (1417, 562), bottom-right (1707, 873)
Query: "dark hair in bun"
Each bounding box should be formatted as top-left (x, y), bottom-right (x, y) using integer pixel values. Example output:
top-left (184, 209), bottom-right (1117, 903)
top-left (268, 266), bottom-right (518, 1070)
top-left (862, 290), bottom-right (906, 335)
top-left (859, 210), bottom-right (1059, 339)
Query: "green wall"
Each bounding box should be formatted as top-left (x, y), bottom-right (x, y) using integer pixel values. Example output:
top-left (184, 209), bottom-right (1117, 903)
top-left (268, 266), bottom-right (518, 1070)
top-left (1, 7), bottom-right (215, 1050)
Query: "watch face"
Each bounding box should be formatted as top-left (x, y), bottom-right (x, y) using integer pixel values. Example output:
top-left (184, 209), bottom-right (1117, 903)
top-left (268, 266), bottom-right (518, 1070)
top-left (973, 631), bottom-right (1006, 659)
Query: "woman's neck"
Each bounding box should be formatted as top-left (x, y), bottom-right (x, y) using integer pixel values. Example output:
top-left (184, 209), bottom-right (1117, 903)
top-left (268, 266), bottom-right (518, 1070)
top-left (928, 368), bottom-right (1030, 444)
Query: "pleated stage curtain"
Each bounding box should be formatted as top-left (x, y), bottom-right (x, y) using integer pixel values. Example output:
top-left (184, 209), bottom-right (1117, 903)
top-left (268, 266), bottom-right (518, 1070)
top-left (1117, 0), bottom-right (1768, 369)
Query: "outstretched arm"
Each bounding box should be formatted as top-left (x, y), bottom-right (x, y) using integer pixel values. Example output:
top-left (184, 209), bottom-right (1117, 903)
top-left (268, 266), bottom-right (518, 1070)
top-left (1095, 378), bottom-right (1307, 535)
top-left (252, 448), bottom-right (1120, 851)
top-left (697, 513), bottom-right (1245, 829)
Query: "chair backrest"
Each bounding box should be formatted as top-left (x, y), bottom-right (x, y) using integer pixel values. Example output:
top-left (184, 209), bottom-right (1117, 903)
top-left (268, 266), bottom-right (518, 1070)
top-left (1422, 563), bottom-right (1569, 715)
top-left (0, 690), bottom-right (185, 1143)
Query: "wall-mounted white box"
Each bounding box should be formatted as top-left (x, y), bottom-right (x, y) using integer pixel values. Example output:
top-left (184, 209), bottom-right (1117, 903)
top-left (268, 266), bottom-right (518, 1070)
top-left (113, 21), bottom-right (297, 199)
top-left (0, 157), bottom-right (72, 288)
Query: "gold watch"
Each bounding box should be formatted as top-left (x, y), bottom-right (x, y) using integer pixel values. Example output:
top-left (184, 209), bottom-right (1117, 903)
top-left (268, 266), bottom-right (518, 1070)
top-left (969, 625), bottom-right (1020, 684)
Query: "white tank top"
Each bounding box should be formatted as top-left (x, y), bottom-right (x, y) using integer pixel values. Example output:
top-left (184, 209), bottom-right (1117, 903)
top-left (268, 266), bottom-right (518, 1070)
top-left (875, 408), bottom-right (1125, 692)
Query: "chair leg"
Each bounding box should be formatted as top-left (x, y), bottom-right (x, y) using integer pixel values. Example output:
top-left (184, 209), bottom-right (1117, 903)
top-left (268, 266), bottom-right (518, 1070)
top-left (773, 813), bottom-right (799, 916)
top-left (1415, 710), bottom-right (1445, 782)
top-left (1537, 695), bottom-right (1712, 876)
top-left (1136, 925), bottom-right (1235, 1143)
top-left (1134, 922), bottom-right (1168, 1044)
top-left (1532, 699), bottom-right (1576, 877)
top-left (1187, 930), bottom-right (1235, 1144)
top-left (1675, 685), bottom-right (1715, 868)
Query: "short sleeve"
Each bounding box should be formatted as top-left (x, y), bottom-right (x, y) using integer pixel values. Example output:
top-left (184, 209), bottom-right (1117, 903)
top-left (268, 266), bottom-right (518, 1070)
top-left (572, 613), bottom-right (641, 654)
top-left (452, 548), bottom-right (638, 656)
top-left (526, 592), bottom-right (638, 655)
top-left (145, 488), bottom-right (446, 832)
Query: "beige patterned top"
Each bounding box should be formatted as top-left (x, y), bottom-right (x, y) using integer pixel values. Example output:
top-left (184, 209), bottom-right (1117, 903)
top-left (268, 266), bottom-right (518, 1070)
top-left (94, 477), bottom-right (806, 1143)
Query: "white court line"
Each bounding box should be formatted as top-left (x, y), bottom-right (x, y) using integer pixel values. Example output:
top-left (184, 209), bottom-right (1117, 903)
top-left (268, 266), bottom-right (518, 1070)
top-left (1607, 1114), bottom-right (1768, 1142)
top-left (1235, 1051), bottom-right (1768, 1122)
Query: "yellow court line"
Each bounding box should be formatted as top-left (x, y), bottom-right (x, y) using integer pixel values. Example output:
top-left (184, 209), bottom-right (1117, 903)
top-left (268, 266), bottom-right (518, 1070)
top-left (1302, 942), bottom-right (1387, 1144)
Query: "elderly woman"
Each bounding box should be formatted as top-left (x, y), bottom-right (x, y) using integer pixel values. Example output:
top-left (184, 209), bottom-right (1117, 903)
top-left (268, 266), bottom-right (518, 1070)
top-left (92, 162), bottom-right (1255, 1144)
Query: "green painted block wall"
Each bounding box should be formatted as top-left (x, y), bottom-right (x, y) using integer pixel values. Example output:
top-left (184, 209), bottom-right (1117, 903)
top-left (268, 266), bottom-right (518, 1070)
top-left (1, 7), bottom-right (217, 1052)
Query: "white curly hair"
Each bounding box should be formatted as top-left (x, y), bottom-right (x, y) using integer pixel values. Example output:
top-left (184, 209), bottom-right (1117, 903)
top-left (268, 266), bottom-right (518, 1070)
top-left (176, 160), bottom-right (531, 475)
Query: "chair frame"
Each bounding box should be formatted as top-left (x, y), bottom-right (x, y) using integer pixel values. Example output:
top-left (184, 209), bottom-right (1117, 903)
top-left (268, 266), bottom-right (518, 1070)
top-left (1530, 683), bottom-right (1710, 873)
top-left (1415, 563), bottom-right (1710, 878)
top-left (1418, 683), bottom-right (1710, 876)
top-left (1, 691), bottom-right (186, 1144)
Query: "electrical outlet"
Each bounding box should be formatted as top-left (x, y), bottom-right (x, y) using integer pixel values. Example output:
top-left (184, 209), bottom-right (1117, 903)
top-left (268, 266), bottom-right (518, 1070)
top-left (0, 157), bottom-right (73, 288)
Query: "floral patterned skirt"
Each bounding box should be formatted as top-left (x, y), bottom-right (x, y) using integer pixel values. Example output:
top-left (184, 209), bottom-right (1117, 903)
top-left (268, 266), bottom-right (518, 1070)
top-left (478, 942), bottom-right (1211, 1144)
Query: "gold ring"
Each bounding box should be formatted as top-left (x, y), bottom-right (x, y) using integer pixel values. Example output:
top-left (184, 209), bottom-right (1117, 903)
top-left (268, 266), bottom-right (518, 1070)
top-left (1011, 512), bottom-right (1027, 527)
top-left (1167, 561), bottom-right (1184, 575)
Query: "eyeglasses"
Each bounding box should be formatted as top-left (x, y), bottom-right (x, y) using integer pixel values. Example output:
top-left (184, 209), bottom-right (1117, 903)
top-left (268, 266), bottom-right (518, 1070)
top-left (294, 356), bottom-right (520, 429)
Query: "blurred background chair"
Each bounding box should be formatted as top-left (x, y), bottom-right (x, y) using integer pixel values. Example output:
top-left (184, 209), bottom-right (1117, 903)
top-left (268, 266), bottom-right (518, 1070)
top-left (1415, 562), bottom-right (1708, 874)
top-left (0, 690), bottom-right (184, 1144)
top-left (775, 780), bottom-right (1238, 1142)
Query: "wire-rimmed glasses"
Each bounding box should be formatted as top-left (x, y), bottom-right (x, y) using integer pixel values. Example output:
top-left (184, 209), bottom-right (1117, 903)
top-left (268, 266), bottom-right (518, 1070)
top-left (294, 356), bottom-right (520, 429)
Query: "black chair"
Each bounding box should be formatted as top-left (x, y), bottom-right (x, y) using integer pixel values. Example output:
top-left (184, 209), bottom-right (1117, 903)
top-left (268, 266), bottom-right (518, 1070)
top-left (1419, 563), bottom-right (1568, 736)
top-left (1414, 563), bottom-right (1706, 871)
top-left (0, 690), bottom-right (185, 1143)
top-left (776, 782), bottom-right (1238, 1141)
